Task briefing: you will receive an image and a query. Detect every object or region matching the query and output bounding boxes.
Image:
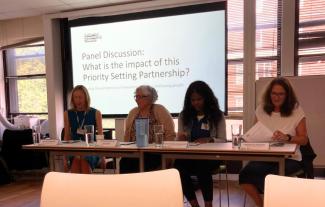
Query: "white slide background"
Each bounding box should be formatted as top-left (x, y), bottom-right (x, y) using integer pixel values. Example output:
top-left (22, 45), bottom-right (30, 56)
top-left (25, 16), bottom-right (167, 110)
top-left (70, 10), bottom-right (226, 115)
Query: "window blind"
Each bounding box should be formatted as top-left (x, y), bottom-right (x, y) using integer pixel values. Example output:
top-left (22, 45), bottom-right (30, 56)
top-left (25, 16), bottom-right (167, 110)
top-left (298, 0), bottom-right (325, 75)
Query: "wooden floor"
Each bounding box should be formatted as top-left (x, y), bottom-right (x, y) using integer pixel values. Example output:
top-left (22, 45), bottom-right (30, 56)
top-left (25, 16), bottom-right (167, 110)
top-left (0, 178), bottom-right (42, 207)
top-left (0, 172), bottom-right (257, 207)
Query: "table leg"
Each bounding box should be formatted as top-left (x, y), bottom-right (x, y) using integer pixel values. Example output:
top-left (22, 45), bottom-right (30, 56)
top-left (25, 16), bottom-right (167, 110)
top-left (161, 155), bottom-right (166, 169)
top-left (139, 152), bottom-right (144, 172)
top-left (49, 152), bottom-right (55, 171)
top-left (279, 158), bottom-right (285, 175)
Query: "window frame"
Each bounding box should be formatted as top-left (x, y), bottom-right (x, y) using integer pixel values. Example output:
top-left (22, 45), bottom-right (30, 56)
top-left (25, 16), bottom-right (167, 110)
top-left (295, 0), bottom-right (325, 76)
top-left (3, 42), bottom-right (48, 119)
top-left (227, 0), bottom-right (281, 116)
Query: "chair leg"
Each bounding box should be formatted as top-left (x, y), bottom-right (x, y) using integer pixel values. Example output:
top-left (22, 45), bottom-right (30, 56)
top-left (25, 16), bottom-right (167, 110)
top-left (225, 163), bottom-right (229, 207)
top-left (243, 192), bottom-right (247, 207)
top-left (101, 157), bottom-right (106, 174)
top-left (219, 172), bottom-right (222, 207)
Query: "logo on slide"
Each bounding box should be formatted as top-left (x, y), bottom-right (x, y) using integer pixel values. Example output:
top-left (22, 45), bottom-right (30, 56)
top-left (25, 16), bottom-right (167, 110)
top-left (84, 33), bottom-right (102, 43)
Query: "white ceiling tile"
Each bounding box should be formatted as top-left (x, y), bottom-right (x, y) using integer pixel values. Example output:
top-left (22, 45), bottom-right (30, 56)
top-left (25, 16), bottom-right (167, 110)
top-left (0, 3), bottom-right (30, 13)
top-left (1, 9), bottom-right (42, 20)
top-left (26, 0), bottom-right (67, 7)
top-left (0, 0), bottom-right (141, 20)
top-left (60, 0), bottom-right (94, 3)
top-left (67, 1), bottom-right (111, 9)
top-left (34, 4), bottom-right (71, 13)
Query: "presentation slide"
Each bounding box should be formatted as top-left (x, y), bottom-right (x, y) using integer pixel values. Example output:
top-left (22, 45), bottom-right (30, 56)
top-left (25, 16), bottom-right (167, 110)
top-left (70, 10), bottom-right (226, 115)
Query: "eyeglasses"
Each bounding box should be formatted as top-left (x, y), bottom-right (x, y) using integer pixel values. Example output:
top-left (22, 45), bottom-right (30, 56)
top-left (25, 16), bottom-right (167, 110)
top-left (134, 95), bottom-right (148, 99)
top-left (271, 92), bottom-right (286, 97)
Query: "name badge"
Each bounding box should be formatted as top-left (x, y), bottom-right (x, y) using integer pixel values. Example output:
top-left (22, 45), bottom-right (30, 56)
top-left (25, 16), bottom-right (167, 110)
top-left (77, 128), bottom-right (85, 135)
top-left (201, 123), bottom-right (209, 130)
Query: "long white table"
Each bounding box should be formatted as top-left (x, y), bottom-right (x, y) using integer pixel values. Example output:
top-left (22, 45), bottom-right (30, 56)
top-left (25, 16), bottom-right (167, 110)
top-left (143, 142), bottom-right (297, 175)
top-left (23, 142), bottom-right (145, 172)
top-left (23, 142), bottom-right (297, 175)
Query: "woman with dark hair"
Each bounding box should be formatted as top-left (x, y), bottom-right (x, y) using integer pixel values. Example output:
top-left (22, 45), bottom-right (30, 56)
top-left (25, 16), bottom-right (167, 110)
top-left (174, 81), bottom-right (226, 207)
top-left (239, 77), bottom-right (308, 207)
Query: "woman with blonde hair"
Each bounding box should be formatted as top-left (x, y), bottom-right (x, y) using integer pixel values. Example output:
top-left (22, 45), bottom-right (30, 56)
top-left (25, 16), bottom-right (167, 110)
top-left (63, 85), bottom-right (103, 173)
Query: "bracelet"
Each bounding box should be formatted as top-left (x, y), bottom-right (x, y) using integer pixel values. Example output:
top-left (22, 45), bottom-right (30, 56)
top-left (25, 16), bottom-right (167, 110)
top-left (287, 134), bottom-right (292, 142)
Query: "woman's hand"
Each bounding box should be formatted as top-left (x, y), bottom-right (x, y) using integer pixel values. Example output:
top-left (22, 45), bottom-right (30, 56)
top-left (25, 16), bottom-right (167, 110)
top-left (272, 130), bottom-right (288, 142)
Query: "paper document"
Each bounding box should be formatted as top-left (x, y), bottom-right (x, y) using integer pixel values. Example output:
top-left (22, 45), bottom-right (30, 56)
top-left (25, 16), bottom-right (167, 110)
top-left (242, 121), bottom-right (273, 142)
top-left (163, 141), bottom-right (188, 148)
top-left (119, 141), bottom-right (135, 145)
top-left (240, 143), bottom-right (270, 150)
top-left (97, 140), bottom-right (118, 147)
top-left (39, 139), bottom-right (59, 145)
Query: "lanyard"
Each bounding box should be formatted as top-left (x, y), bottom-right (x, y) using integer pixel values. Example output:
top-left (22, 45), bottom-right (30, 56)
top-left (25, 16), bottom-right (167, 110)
top-left (76, 111), bottom-right (87, 128)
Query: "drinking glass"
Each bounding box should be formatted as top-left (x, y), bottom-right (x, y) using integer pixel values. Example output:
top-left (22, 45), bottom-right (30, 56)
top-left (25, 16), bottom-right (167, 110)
top-left (84, 125), bottom-right (95, 146)
top-left (231, 124), bottom-right (242, 148)
top-left (153, 124), bottom-right (164, 147)
top-left (32, 125), bottom-right (42, 144)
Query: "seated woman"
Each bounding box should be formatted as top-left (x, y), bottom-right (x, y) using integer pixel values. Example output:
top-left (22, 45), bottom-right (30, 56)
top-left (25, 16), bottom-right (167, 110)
top-left (174, 81), bottom-right (226, 207)
top-left (239, 77), bottom-right (308, 207)
top-left (63, 85), bottom-right (103, 173)
top-left (120, 85), bottom-right (175, 173)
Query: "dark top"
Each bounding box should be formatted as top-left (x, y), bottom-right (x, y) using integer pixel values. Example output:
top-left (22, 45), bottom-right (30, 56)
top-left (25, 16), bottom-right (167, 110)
top-left (190, 116), bottom-right (210, 142)
top-left (67, 107), bottom-right (97, 141)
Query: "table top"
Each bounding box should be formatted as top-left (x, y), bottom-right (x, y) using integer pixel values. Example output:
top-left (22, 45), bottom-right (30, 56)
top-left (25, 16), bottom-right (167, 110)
top-left (142, 142), bottom-right (297, 155)
top-left (23, 141), bottom-right (297, 156)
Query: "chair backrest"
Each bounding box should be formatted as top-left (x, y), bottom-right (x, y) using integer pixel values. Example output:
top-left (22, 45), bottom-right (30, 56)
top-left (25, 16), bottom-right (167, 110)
top-left (40, 169), bottom-right (183, 207)
top-left (264, 175), bottom-right (325, 207)
top-left (300, 138), bottom-right (317, 178)
top-left (1, 129), bottom-right (47, 170)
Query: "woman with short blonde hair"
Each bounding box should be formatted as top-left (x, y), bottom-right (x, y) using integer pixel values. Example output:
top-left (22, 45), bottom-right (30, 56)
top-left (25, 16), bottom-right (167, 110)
top-left (64, 85), bottom-right (103, 174)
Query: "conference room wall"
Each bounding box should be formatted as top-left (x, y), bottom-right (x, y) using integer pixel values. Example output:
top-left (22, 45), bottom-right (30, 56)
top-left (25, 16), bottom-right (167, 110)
top-left (43, 0), bottom-right (227, 139)
top-left (0, 16), bottom-right (43, 47)
top-left (0, 52), bottom-right (5, 137)
top-left (0, 16), bottom-right (43, 139)
top-left (0, 0), bottom-right (298, 140)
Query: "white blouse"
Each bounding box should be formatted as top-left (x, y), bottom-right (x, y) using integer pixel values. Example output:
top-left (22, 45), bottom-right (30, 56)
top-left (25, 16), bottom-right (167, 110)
top-left (255, 104), bottom-right (305, 161)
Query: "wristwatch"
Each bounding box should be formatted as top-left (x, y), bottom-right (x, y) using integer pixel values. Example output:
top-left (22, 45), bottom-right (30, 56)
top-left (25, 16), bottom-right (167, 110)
top-left (287, 134), bottom-right (292, 142)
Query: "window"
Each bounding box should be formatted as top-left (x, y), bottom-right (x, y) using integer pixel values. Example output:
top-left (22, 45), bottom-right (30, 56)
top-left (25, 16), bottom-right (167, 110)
top-left (228, 0), bottom-right (244, 114)
top-left (227, 0), bottom-right (279, 114)
top-left (4, 42), bottom-right (48, 119)
top-left (297, 0), bottom-right (325, 75)
top-left (255, 0), bottom-right (279, 79)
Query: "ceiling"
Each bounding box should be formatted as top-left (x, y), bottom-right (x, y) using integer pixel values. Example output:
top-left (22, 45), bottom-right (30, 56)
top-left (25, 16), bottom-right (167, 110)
top-left (0, 0), bottom-right (144, 20)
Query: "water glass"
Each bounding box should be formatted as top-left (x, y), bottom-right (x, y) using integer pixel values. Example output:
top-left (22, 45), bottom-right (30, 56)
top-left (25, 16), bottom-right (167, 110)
top-left (33, 125), bottom-right (42, 144)
top-left (135, 118), bottom-right (149, 147)
top-left (84, 125), bottom-right (95, 146)
top-left (154, 124), bottom-right (164, 147)
top-left (231, 124), bottom-right (242, 148)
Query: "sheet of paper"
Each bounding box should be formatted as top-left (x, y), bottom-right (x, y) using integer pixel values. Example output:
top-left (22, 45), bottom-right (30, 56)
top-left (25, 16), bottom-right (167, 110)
top-left (242, 121), bottom-right (273, 142)
top-left (163, 141), bottom-right (188, 148)
top-left (119, 141), bottom-right (135, 145)
top-left (39, 139), bottom-right (59, 145)
top-left (240, 142), bottom-right (270, 150)
top-left (97, 140), bottom-right (118, 147)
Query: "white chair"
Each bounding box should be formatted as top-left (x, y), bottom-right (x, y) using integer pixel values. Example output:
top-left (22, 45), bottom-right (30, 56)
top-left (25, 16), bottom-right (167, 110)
top-left (40, 169), bottom-right (183, 207)
top-left (264, 174), bottom-right (325, 207)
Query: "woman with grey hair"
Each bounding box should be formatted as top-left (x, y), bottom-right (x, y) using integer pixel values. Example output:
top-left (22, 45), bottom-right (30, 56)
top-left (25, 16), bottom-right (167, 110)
top-left (121, 85), bottom-right (176, 173)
